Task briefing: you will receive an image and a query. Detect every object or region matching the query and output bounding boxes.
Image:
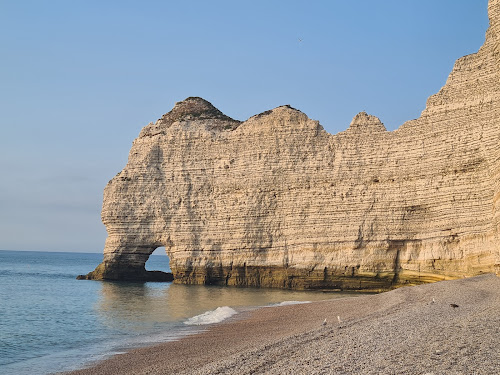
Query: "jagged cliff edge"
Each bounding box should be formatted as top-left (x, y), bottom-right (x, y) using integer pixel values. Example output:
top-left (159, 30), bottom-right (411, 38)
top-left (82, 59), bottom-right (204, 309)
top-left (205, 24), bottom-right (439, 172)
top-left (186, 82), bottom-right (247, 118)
top-left (79, 0), bottom-right (500, 290)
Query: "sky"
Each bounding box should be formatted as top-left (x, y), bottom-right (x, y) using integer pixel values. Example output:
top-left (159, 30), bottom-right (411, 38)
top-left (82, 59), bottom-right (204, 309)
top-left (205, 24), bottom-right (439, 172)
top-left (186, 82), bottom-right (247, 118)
top-left (0, 0), bottom-right (490, 253)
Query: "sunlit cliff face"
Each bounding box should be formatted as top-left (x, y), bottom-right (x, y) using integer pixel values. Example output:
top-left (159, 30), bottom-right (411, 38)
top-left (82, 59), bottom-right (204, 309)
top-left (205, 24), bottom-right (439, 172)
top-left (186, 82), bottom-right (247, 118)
top-left (82, 0), bottom-right (500, 289)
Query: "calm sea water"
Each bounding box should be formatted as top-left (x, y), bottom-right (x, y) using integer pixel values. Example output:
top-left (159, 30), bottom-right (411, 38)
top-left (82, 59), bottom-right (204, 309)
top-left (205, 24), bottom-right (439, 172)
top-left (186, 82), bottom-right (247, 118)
top-left (0, 250), bottom-right (345, 375)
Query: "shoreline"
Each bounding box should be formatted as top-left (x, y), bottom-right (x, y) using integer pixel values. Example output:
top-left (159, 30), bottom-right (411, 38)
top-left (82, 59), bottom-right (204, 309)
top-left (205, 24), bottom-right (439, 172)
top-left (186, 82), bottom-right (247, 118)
top-left (65, 274), bottom-right (500, 375)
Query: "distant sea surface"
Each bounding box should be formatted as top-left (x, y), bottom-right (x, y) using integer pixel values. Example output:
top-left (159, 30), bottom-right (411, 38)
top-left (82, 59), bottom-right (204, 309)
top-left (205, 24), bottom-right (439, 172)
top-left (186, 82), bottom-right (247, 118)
top-left (0, 250), bottom-right (346, 375)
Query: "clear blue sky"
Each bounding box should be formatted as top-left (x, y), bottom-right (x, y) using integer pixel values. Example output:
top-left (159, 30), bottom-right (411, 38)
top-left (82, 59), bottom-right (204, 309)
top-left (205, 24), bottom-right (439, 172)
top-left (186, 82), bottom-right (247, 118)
top-left (0, 0), bottom-right (489, 253)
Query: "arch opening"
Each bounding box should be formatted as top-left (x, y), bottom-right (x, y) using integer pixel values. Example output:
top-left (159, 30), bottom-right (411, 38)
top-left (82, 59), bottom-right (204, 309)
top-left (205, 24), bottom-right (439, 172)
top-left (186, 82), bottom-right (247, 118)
top-left (135, 246), bottom-right (173, 282)
top-left (145, 246), bottom-right (171, 273)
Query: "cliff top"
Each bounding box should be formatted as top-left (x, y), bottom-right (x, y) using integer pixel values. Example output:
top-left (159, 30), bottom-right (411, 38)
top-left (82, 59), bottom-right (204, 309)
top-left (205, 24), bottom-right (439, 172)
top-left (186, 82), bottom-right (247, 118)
top-left (348, 112), bottom-right (387, 132)
top-left (157, 99), bottom-right (385, 135)
top-left (158, 97), bottom-right (241, 127)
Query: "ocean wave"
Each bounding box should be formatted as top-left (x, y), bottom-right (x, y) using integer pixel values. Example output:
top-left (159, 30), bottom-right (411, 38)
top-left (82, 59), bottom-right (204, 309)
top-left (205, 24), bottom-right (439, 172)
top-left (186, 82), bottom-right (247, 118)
top-left (0, 269), bottom-right (77, 280)
top-left (183, 306), bottom-right (237, 326)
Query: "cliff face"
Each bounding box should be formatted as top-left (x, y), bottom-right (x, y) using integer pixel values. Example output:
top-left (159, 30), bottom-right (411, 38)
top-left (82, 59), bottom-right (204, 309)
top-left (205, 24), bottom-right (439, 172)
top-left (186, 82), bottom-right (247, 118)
top-left (82, 0), bottom-right (500, 289)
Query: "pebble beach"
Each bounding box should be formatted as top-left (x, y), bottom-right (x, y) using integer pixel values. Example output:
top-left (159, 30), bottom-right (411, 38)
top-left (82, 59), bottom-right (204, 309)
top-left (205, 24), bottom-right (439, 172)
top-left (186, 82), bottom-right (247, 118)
top-left (66, 274), bottom-right (500, 375)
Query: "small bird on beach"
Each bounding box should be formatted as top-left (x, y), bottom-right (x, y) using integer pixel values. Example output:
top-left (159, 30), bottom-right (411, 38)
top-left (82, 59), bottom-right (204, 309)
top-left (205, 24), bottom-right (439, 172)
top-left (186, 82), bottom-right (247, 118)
top-left (431, 298), bottom-right (436, 304)
top-left (337, 316), bottom-right (341, 323)
top-left (322, 318), bottom-right (327, 326)
top-left (450, 303), bottom-right (459, 308)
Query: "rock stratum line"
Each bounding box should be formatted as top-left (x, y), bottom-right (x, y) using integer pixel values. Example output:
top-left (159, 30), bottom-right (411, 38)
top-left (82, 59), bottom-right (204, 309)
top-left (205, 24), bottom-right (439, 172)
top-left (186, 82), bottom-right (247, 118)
top-left (80, 0), bottom-right (500, 290)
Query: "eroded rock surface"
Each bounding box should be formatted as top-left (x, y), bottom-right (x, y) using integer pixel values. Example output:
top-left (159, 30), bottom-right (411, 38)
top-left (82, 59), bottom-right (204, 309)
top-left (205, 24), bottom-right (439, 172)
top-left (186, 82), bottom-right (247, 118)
top-left (81, 0), bottom-right (500, 289)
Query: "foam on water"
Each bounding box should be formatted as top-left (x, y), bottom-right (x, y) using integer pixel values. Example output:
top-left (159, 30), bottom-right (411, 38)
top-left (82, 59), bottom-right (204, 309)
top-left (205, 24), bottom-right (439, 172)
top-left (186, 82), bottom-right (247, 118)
top-left (184, 306), bottom-right (238, 325)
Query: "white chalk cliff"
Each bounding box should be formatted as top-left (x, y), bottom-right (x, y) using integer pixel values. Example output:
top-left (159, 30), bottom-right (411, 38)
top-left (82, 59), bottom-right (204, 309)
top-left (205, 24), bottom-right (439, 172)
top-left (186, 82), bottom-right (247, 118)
top-left (81, 0), bottom-right (500, 289)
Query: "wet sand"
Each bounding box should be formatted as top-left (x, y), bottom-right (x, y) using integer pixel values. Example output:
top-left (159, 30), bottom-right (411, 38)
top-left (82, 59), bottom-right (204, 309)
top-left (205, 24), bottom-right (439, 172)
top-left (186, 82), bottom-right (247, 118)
top-left (66, 274), bottom-right (499, 375)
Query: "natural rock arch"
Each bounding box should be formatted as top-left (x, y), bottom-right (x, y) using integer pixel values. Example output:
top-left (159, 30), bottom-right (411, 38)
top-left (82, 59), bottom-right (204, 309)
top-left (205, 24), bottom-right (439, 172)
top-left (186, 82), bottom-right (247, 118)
top-left (80, 0), bottom-right (500, 289)
top-left (79, 243), bottom-right (173, 282)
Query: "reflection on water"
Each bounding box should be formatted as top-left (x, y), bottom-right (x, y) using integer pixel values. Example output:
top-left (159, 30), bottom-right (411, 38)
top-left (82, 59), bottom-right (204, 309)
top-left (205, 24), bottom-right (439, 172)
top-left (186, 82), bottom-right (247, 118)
top-left (95, 282), bottom-right (348, 331)
top-left (2, 251), bottom-right (358, 375)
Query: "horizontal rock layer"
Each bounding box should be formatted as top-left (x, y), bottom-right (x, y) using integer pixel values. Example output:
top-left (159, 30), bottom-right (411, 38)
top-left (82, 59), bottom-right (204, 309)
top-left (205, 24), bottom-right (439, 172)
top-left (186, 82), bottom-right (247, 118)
top-left (82, 0), bottom-right (500, 290)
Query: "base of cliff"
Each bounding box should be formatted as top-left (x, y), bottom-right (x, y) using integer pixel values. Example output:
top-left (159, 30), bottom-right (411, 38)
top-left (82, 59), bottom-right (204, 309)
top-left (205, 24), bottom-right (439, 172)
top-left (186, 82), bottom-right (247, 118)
top-left (77, 263), bottom-right (477, 290)
top-left (172, 265), bottom-right (460, 292)
top-left (77, 263), bottom-right (173, 282)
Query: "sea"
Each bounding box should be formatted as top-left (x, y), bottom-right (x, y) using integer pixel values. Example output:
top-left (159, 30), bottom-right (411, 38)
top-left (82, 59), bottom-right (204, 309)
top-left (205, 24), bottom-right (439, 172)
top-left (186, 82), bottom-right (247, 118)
top-left (0, 250), bottom-right (347, 375)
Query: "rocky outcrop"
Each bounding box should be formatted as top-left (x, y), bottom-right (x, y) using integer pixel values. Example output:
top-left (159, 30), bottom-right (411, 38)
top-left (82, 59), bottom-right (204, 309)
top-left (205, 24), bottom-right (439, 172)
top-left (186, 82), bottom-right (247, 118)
top-left (76, 267), bottom-right (173, 282)
top-left (80, 0), bottom-right (500, 289)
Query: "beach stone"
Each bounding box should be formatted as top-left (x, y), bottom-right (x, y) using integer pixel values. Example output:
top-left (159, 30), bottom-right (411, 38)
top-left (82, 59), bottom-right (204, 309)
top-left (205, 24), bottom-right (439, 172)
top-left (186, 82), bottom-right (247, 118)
top-left (81, 0), bottom-right (500, 289)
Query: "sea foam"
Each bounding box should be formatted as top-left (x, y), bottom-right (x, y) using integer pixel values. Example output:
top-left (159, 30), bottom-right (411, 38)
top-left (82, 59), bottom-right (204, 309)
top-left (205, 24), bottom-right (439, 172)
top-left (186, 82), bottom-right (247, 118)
top-left (184, 306), bottom-right (238, 325)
